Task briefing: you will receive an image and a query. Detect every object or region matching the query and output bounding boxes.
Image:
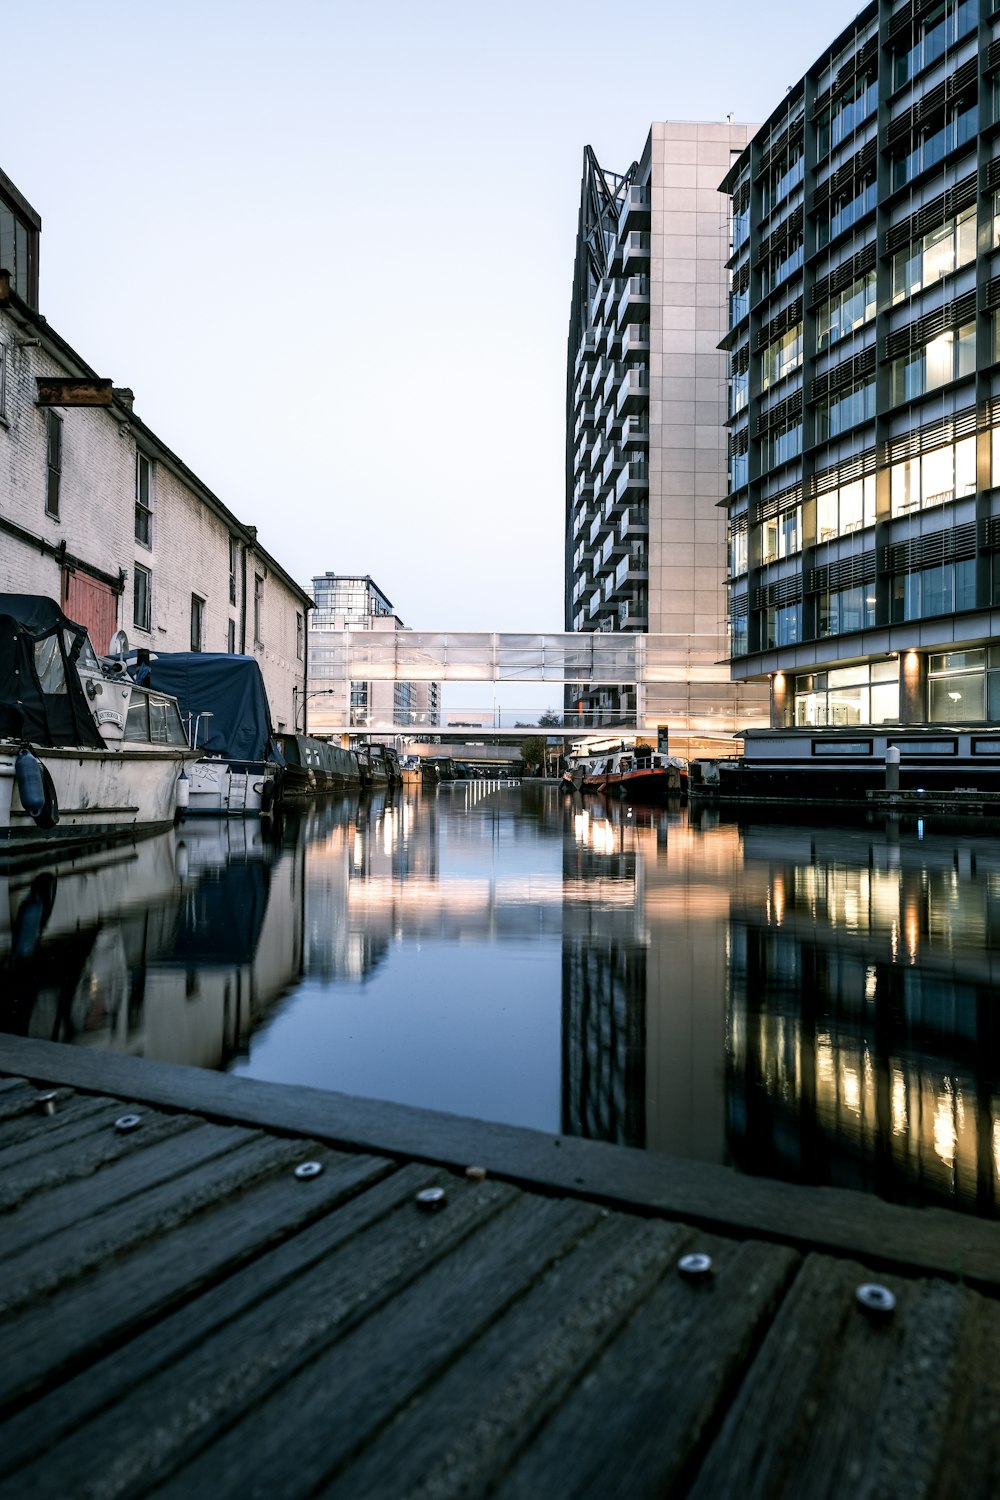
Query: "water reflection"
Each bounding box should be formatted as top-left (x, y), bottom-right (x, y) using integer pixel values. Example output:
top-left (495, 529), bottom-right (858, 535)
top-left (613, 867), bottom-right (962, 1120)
top-left (2, 786), bottom-right (999, 1217)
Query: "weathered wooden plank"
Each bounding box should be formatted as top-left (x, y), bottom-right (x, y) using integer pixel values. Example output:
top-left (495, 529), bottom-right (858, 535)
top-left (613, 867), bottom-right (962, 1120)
top-left (4, 1038), bottom-right (997, 1289)
top-left (0, 1077), bottom-right (57, 1121)
top-left (1, 1170), bottom-right (517, 1499)
top-left (685, 1256), bottom-right (998, 1500)
top-left (151, 1193), bottom-right (602, 1498)
top-left (0, 1092), bottom-right (113, 1152)
top-left (0, 1145), bottom-right (389, 1415)
top-left (0, 1107), bottom-right (197, 1211)
top-left (322, 1212), bottom-right (694, 1500)
top-left (0, 1163), bottom-right (495, 1488)
top-left (931, 1292), bottom-right (1000, 1500)
top-left (0, 1120), bottom-right (258, 1273)
top-left (491, 1237), bottom-right (799, 1500)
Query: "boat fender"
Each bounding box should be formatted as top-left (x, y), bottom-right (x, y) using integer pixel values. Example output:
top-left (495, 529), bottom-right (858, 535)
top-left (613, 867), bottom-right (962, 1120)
top-left (14, 747), bottom-right (59, 829)
top-left (174, 769), bottom-right (190, 826)
top-left (259, 776), bottom-right (276, 817)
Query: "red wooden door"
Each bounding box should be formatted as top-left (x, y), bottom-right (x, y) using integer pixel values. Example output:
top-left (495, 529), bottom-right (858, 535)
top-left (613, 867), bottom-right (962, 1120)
top-left (62, 569), bottom-right (118, 652)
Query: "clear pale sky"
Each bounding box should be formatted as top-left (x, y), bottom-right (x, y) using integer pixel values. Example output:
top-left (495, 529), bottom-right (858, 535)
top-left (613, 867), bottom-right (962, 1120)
top-left (5, 0), bottom-right (861, 638)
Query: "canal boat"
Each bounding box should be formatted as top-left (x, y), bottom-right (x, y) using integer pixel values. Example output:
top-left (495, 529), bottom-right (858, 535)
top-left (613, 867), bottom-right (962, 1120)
top-left (0, 594), bottom-right (195, 861)
top-left (564, 745), bottom-right (686, 802)
top-left (357, 744), bottom-right (399, 790)
top-left (136, 652), bottom-right (284, 817)
top-left (275, 735), bottom-right (362, 796)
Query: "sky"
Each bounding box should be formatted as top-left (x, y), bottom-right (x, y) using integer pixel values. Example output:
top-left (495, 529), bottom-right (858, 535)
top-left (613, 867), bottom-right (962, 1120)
top-left (5, 1), bottom-right (863, 654)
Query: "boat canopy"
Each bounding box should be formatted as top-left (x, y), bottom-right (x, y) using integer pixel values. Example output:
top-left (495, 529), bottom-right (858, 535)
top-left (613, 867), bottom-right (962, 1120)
top-left (142, 653), bottom-right (283, 765)
top-left (0, 594), bottom-right (103, 748)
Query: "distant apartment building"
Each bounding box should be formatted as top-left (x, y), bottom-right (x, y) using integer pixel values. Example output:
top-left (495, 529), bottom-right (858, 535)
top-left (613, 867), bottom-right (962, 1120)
top-left (722, 0), bottom-right (1000, 732)
top-left (306, 573), bottom-right (440, 737)
top-left (0, 165), bottom-right (309, 731)
top-left (565, 123), bottom-right (756, 727)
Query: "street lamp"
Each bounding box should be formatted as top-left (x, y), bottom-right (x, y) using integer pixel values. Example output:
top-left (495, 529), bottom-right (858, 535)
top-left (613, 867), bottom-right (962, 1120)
top-left (292, 686), bottom-right (339, 735)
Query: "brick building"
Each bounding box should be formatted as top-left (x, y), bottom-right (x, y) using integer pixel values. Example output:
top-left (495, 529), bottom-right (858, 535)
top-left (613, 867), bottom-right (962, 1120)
top-left (0, 165), bottom-right (309, 732)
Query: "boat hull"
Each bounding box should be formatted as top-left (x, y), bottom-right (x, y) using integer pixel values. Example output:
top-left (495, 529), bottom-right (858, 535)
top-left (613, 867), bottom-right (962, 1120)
top-left (183, 759), bottom-right (278, 818)
top-left (0, 742), bottom-right (192, 859)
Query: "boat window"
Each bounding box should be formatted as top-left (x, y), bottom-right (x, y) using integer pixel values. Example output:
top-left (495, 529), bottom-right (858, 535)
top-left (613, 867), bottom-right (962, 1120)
top-left (123, 696), bottom-right (150, 742)
top-left (34, 635), bottom-right (68, 695)
top-left (148, 694), bottom-right (188, 745)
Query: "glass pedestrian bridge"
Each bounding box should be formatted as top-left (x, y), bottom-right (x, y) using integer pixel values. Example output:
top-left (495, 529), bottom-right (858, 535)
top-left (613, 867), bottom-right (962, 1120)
top-left (305, 631), bottom-right (770, 752)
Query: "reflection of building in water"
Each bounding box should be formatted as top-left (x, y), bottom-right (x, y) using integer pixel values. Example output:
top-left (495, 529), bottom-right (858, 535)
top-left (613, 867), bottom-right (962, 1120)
top-left (303, 784), bottom-right (560, 982)
top-left (1, 821), bottom-right (304, 1070)
top-left (728, 825), bottom-right (1000, 1216)
top-left (560, 800), bottom-right (748, 1157)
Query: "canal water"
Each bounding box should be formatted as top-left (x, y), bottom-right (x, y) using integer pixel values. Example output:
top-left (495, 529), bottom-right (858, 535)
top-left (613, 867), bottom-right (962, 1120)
top-left (3, 782), bottom-right (998, 1219)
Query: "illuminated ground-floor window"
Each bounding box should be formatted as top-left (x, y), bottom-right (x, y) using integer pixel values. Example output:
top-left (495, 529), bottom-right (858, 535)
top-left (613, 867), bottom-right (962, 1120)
top-left (793, 662), bottom-right (899, 727)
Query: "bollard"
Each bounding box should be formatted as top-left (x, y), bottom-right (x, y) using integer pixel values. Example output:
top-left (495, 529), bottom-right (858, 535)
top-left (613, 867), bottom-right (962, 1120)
top-left (885, 745), bottom-right (900, 795)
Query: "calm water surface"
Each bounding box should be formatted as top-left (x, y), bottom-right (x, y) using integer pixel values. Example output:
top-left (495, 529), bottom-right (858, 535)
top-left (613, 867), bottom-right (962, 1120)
top-left (3, 781), bottom-right (999, 1218)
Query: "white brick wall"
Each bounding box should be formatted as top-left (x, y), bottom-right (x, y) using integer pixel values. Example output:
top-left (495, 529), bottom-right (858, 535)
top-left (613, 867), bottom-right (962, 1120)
top-left (0, 304), bottom-right (308, 731)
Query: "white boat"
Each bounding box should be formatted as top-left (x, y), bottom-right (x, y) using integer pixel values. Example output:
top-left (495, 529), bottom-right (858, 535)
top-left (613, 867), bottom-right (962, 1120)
top-left (132, 651), bottom-right (282, 818)
top-left (0, 595), bottom-right (195, 861)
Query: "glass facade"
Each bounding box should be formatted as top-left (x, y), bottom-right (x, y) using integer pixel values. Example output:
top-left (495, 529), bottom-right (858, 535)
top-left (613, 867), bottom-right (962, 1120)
top-left (722, 1), bottom-right (1000, 731)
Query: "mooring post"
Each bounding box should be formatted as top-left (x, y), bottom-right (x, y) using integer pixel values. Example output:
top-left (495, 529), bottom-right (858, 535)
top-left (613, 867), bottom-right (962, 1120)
top-left (885, 745), bottom-right (900, 795)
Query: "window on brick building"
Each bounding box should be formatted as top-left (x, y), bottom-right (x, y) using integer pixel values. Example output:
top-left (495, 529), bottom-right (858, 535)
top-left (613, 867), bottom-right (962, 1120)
top-left (133, 564), bottom-right (151, 632)
top-left (229, 536), bottom-right (238, 605)
top-left (135, 451), bottom-right (153, 547)
top-left (254, 574), bottom-right (264, 643)
top-left (227, 619), bottom-right (236, 654)
top-left (0, 341), bottom-right (8, 421)
top-left (190, 594), bottom-right (204, 652)
top-left (296, 612), bottom-right (304, 661)
top-left (45, 410), bottom-right (62, 519)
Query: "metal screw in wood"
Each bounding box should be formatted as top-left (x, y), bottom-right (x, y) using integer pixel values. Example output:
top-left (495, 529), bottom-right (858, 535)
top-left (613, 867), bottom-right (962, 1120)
top-left (678, 1253), bottom-right (713, 1281)
top-left (856, 1282), bottom-right (896, 1318)
top-left (294, 1161), bottom-right (323, 1180)
top-left (34, 1091), bottom-right (57, 1116)
top-left (416, 1186), bottom-right (447, 1211)
top-left (114, 1114), bottom-right (142, 1133)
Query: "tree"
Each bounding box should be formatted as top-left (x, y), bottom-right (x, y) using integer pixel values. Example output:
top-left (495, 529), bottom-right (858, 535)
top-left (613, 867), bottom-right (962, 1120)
top-left (520, 735), bottom-right (546, 773)
top-left (538, 708), bottom-right (562, 727)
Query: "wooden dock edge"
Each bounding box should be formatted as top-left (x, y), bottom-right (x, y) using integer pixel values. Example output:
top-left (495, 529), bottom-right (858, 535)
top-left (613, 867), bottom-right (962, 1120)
top-left (3, 1033), bottom-right (998, 1293)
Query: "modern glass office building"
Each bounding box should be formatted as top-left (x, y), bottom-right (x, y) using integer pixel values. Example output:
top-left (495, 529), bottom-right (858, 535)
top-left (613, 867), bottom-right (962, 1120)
top-left (722, 0), bottom-right (1000, 732)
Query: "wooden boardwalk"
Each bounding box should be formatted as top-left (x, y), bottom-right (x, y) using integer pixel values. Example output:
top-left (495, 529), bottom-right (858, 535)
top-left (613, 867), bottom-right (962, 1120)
top-left (1, 1034), bottom-right (998, 1500)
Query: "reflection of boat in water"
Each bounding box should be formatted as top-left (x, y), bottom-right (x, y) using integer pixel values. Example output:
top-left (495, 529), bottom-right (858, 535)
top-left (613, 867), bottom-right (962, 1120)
top-left (563, 745), bottom-right (685, 802)
top-left (1, 817), bottom-right (303, 1069)
top-left (136, 652), bottom-right (283, 818)
top-left (0, 595), bottom-right (195, 861)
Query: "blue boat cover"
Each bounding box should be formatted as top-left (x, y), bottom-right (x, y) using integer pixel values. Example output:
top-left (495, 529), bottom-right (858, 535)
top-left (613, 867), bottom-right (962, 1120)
top-left (144, 653), bottom-right (283, 764)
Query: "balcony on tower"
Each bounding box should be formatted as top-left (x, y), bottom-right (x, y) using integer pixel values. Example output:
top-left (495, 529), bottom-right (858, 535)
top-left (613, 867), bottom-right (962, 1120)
top-left (621, 413), bottom-right (649, 446)
top-left (616, 365), bottom-right (649, 415)
top-left (573, 328), bottom-right (599, 381)
top-left (622, 322), bottom-right (650, 358)
top-left (619, 504), bottom-right (649, 539)
top-left (615, 457), bottom-right (649, 504)
top-left (617, 274), bottom-right (650, 327)
top-left (615, 547), bottom-right (648, 591)
top-left (622, 231), bottom-right (650, 272)
top-left (617, 184), bottom-right (651, 235)
top-left (600, 443), bottom-right (624, 492)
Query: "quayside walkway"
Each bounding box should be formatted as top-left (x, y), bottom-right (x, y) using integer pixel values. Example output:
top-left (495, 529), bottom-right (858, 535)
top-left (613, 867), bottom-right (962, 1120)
top-left (1, 1034), bottom-right (998, 1499)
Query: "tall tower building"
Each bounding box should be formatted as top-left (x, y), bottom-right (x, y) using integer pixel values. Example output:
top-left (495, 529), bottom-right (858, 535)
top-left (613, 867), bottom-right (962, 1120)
top-left (722, 0), bottom-right (1000, 735)
top-left (566, 123), bottom-right (756, 729)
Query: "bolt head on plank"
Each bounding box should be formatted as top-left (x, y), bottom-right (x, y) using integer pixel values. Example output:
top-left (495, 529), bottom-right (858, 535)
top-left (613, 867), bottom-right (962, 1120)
top-left (856, 1282), bottom-right (896, 1318)
top-left (416, 1186), bottom-right (447, 1211)
top-left (294, 1161), bottom-right (324, 1180)
top-left (34, 1091), bottom-right (57, 1116)
top-left (114, 1114), bottom-right (142, 1133)
top-left (678, 1253), bottom-right (713, 1281)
